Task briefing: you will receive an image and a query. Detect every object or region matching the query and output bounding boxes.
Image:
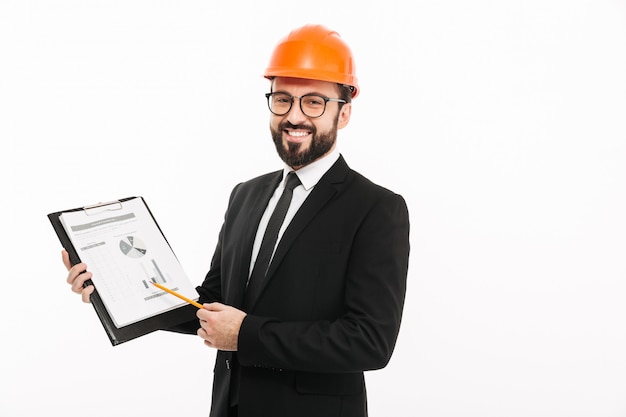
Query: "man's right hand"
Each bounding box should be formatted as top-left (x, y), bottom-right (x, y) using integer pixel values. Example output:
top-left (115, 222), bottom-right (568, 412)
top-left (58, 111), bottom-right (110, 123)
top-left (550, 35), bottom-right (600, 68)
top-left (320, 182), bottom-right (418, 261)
top-left (63, 249), bottom-right (95, 303)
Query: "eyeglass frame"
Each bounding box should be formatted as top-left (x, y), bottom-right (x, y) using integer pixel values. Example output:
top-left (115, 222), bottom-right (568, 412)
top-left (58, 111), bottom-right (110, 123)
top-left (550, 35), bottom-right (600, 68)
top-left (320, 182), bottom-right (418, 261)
top-left (265, 92), bottom-right (347, 118)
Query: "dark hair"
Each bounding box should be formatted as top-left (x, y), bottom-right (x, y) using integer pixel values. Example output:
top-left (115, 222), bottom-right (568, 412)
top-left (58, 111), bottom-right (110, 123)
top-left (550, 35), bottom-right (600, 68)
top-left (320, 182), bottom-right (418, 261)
top-left (337, 84), bottom-right (353, 105)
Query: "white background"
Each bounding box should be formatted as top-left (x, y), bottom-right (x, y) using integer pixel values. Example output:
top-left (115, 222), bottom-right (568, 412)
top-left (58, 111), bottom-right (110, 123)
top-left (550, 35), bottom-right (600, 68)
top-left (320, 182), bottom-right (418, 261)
top-left (1, 1), bottom-right (625, 416)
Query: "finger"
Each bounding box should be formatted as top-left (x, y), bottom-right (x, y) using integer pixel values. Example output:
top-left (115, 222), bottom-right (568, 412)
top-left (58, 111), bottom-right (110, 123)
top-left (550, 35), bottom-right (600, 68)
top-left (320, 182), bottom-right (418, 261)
top-left (197, 327), bottom-right (211, 342)
top-left (70, 270), bottom-right (93, 294)
top-left (197, 328), bottom-right (215, 349)
top-left (70, 270), bottom-right (92, 293)
top-left (197, 307), bottom-right (213, 321)
top-left (66, 262), bottom-right (88, 285)
top-left (81, 285), bottom-right (95, 304)
top-left (61, 250), bottom-right (71, 271)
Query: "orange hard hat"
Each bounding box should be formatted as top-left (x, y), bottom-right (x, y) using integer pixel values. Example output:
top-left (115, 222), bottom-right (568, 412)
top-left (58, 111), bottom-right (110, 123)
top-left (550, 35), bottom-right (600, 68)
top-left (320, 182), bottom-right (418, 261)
top-left (264, 24), bottom-right (359, 98)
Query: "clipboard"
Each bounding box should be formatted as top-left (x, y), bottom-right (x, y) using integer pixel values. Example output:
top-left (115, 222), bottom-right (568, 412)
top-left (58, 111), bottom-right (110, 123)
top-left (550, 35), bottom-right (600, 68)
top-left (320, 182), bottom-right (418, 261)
top-left (47, 196), bottom-right (198, 346)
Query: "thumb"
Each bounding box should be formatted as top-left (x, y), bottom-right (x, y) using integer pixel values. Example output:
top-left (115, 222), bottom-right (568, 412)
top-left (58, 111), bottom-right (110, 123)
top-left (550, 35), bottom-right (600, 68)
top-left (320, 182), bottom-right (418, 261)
top-left (202, 302), bottom-right (225, 311)
top-left (62, 249), bottom-right (71, 271)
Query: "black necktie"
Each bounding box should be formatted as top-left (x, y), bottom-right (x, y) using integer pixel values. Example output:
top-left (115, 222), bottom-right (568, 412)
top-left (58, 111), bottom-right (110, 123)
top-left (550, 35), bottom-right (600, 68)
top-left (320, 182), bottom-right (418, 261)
top-left (245, 172), bottom-right (301, 306)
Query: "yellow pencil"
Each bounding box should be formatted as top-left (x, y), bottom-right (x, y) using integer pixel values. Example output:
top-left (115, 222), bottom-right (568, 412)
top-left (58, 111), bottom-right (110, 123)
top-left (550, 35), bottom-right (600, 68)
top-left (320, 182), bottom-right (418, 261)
top-left (151, 281), bottom-right (204, 309)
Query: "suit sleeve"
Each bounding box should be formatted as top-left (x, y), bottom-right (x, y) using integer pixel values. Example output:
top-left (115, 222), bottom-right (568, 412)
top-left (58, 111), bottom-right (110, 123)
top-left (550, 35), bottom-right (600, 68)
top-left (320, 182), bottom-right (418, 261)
top-left (237, 192), bottom-right (410, 373)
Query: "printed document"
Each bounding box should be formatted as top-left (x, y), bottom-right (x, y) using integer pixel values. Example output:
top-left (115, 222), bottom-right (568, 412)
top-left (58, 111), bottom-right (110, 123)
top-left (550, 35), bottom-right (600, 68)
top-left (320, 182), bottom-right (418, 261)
top-left (59, 198), bottom-right (198, 328)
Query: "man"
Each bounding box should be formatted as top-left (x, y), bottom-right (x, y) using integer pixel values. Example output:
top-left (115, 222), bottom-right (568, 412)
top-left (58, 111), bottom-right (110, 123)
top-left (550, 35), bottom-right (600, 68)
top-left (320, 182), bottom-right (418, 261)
top-left (65, 24), bottom-right (410, 417)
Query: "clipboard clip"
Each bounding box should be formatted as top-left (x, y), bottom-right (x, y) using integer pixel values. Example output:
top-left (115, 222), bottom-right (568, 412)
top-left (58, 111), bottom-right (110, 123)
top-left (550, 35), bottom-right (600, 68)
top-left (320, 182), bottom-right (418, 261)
top-left (83, 200), bottom-right (124, 216)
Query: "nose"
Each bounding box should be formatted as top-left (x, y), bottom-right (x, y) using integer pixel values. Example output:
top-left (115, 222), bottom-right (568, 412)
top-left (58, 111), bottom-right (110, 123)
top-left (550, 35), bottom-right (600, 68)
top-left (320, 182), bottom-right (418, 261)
top-left (285, 97), bottom-right (308, 124)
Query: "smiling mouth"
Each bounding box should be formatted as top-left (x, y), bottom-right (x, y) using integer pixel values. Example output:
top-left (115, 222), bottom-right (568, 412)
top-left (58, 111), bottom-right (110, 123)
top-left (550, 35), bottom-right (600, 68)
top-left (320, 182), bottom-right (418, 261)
top-left (284, 129), bottom-right (311, 142)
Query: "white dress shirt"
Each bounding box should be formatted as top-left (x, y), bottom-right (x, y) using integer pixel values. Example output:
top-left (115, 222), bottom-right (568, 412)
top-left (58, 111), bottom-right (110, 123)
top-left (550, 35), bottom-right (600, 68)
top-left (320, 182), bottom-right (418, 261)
top-left (248, 147), bottom-right (341, 278)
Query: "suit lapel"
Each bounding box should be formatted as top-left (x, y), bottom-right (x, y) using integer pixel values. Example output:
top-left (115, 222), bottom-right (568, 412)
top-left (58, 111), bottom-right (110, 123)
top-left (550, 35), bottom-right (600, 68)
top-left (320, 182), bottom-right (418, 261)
top-left (229, 172), bottom-right (282, 308)
top-left (244, 157), bottom-right (350, 310)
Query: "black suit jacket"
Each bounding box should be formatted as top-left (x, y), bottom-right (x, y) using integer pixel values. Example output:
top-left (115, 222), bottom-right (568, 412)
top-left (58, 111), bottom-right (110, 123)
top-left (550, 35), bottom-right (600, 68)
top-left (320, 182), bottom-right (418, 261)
top-left (188, 155), bottom-right (410, 417)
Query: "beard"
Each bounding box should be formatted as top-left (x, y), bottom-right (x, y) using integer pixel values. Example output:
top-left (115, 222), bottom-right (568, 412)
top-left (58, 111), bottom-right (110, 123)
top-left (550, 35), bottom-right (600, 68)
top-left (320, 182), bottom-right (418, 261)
top-left (270, 118), bottom-right (338, 168)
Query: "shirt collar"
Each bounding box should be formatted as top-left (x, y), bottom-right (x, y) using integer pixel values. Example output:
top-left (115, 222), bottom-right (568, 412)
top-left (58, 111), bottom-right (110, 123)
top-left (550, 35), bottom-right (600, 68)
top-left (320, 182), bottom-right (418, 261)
top-left (282, 147), bottom-right (340, 191)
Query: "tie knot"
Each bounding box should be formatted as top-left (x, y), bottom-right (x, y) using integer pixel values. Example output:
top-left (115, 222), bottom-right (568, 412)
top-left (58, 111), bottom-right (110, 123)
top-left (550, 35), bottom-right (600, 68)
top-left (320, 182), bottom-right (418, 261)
top-left (285, 172), bottom-right (301, 191)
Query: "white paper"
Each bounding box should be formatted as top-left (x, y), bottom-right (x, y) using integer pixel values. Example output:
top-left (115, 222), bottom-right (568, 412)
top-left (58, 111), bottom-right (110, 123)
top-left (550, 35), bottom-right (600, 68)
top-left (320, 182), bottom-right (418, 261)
top-left (60, 198), bottom-right (198, 328)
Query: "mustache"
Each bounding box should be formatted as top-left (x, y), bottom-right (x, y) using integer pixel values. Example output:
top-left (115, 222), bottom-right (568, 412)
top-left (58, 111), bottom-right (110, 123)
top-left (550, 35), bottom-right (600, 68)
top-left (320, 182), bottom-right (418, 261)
top-left (279, 121), bottom-right (316, 133)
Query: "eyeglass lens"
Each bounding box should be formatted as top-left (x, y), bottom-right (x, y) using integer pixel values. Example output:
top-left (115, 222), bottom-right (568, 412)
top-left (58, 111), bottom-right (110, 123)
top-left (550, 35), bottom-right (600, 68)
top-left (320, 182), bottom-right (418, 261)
top-left (268, 93), bottom-right (328, 118)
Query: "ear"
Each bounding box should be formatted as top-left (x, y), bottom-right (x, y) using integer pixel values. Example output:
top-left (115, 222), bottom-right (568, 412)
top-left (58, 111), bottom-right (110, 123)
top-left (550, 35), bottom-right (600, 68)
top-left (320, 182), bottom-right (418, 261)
top-left (337, 103), bottom-right (352, 129)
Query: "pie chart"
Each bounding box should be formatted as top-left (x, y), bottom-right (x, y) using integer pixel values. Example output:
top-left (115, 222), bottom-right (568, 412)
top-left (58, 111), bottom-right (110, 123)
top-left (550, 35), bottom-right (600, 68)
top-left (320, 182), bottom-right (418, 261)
top-left (119, 236), bottom-right (147, 258)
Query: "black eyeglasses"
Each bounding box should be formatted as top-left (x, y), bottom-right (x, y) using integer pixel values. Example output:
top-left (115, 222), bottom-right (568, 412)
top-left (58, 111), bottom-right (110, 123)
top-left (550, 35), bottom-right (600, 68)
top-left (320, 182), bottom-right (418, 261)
top-left (265, 92), bottom-right (346, 118)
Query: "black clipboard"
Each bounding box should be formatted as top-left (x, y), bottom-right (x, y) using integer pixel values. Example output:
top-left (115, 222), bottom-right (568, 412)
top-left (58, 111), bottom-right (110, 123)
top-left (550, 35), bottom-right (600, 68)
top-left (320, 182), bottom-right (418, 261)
top-left (47, 196), bottom-right (198, 346)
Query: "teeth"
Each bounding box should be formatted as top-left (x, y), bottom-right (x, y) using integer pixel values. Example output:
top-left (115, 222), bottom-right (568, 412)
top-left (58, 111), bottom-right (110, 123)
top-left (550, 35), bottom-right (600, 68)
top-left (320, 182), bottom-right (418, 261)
top-left (287, 131), bottom-right (309, 137)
